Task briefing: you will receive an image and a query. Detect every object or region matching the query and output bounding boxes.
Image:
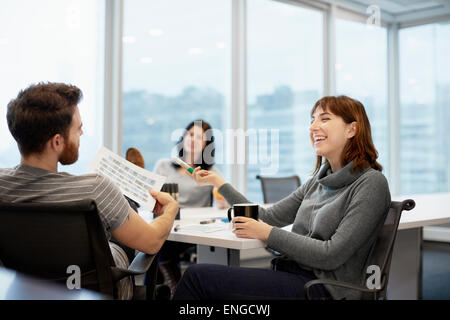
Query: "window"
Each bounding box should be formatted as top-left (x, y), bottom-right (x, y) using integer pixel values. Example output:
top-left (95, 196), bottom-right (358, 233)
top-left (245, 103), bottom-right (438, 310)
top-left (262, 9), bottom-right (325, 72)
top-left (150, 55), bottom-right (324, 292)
top-left (122, 0), bottom-right (231, 178)
top-left (335, 18), bottom-right (389, 179)
top-left (399, 22), bottom-right (450, 194)
top-left (246, 0), bottom-right (323, 202)
top-left (0, 0), bottom-right (105, 174)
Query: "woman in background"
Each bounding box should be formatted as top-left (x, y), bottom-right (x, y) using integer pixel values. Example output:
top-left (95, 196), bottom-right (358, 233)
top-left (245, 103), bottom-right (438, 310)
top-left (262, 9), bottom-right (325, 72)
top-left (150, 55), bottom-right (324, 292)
top-left (154, 120), bottom-right (225, 208)
top-left (153, 120), bottom-right (227, 294)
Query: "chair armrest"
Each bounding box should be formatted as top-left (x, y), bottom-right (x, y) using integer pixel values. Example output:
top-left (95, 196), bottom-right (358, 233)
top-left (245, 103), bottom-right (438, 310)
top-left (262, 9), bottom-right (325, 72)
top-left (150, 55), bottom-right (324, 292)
top-left (111, 252), bottom-right (156, 282)
top-left (304, 278), bottom-right (385, 300)
top-left (128, 252), bottom-right (156, 274)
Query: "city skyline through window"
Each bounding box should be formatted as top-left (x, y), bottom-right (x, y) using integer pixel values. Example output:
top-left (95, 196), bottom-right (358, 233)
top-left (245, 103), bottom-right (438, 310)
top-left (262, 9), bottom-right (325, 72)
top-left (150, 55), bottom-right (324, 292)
top-left (0, 1), bottom-right (449, 201)
top-left (399, 22), bottom-right (450, 194)
top-left (122, 0), bottom-right (231, 181)
top-left (335, 18), bottom-right (389, 180)
top-left (246, 0), bottom-right (324, 202)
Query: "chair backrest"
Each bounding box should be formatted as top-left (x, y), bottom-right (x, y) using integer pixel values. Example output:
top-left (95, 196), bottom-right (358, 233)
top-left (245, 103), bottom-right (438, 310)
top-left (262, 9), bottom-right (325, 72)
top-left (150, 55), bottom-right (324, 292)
top-left (0, 199), bottom-right (117, 297)
top-left (256, 175), bottom-right (301, 204)
top-left (362, 199), bottom-right (415, 300)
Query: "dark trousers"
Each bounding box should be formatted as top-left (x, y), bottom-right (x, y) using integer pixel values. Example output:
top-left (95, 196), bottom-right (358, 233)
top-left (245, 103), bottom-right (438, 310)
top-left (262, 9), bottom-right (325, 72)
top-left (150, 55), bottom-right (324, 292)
top-left (159, 240), bottom-right (194, 263)
top-left (172, 263), bottom-right (331, 300)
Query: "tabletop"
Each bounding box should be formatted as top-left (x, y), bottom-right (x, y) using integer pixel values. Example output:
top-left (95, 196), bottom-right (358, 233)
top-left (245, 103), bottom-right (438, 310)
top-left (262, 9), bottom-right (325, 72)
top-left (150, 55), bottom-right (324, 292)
top-left (139, 194), bottom-right (450, 249)
top-left (140, 207), bottom-right (265, 250)
top-left (393, 193), bottom-right (450, 230)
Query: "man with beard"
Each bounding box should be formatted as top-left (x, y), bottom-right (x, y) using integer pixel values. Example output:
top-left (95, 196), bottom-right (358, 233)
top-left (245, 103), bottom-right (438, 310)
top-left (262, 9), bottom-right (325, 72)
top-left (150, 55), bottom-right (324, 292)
top-left (0, 82), bottom-right (178, 299)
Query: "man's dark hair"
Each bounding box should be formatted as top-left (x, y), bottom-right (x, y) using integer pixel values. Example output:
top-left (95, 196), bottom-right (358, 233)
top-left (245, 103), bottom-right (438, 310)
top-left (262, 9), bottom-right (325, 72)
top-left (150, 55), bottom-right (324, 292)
top-left (6, 82), bottom-right (83, 156)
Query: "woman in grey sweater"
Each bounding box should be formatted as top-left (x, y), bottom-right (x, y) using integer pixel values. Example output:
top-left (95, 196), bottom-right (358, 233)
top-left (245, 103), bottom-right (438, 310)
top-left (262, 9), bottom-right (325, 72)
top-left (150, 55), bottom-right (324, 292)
top-left (172, 96), bottom-right (391, 300)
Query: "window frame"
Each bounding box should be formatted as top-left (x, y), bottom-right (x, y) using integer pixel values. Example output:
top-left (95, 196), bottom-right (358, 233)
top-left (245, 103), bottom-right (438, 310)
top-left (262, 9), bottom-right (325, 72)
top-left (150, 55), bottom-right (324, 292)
top-left (105, 0), bottom-right (450, 198)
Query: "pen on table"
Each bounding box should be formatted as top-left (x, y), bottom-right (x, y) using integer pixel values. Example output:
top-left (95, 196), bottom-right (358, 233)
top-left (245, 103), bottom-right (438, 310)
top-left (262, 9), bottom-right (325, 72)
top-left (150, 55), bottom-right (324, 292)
top-left (174, 224), bottom-right (181, 232)
top-left (199, 219), bottom-right (216, 224)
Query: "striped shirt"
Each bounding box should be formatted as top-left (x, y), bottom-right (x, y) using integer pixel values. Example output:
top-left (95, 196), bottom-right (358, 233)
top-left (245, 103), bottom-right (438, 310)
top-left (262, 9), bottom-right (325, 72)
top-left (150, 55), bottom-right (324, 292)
top-left (0, 164), bottom-right (130, 239)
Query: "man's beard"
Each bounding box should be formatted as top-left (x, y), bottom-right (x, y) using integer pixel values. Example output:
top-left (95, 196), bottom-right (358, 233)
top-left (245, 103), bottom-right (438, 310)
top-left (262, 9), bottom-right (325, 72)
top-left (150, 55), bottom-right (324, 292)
top-left (59, 139), bottom-right (79, 165)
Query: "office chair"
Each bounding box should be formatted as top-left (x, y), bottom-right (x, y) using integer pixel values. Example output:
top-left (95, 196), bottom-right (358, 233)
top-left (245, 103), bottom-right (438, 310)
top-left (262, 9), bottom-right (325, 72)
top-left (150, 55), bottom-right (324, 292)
top-left (256, 175), bottom-right (301, 204)
top-left (256, 175), bottom-right (301, 257)
top-left (304, 199), bottom-right (416, 300)
top-left (0, 199), bottom-right (159, 300)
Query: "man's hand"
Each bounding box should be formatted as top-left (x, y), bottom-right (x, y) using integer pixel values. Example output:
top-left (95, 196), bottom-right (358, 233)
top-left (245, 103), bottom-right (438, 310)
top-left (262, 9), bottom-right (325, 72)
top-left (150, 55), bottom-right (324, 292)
top-left (150, 189), bottom-right (178, 216)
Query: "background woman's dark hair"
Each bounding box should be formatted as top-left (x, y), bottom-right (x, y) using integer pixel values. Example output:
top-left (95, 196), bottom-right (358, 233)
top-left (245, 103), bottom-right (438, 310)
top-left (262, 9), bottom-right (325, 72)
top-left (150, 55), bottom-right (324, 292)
top-left (172, 120), bottom-right (215, 171)
top-left (311, 95), bottom-right (382, 174)
top-left (6, 82), bottom-right (82, 156)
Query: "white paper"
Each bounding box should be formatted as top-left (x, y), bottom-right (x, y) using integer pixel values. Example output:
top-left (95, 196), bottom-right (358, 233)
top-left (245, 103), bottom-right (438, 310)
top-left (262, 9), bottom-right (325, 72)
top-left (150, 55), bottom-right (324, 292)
top-left (176, 223), bottom-right (228, 233)
top-left (87, 146), bottom-right (166, 211)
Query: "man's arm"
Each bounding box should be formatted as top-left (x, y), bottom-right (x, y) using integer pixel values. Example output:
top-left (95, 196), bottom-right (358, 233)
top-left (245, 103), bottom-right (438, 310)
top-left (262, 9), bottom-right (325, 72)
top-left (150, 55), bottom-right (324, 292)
top-left (111, 190), bottom-right (178, 255)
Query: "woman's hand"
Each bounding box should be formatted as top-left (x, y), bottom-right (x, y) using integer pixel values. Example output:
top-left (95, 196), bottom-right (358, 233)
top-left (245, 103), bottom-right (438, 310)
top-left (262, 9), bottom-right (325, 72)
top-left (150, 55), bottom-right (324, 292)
top-left (192, 167), bottom-right (226, 189)
top-left (232, 217), bottom-right (273, 241)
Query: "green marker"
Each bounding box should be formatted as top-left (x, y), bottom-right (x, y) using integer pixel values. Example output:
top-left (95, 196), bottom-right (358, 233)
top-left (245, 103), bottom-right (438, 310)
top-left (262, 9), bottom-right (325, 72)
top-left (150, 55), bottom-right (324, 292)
top-left (173, 157), bottom-right (194, 174)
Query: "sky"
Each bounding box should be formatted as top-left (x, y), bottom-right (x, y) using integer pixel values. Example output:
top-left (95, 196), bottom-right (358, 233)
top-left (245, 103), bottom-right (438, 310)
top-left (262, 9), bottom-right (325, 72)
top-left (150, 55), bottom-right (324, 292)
top-left (0, 0), bottom-right (105, 173)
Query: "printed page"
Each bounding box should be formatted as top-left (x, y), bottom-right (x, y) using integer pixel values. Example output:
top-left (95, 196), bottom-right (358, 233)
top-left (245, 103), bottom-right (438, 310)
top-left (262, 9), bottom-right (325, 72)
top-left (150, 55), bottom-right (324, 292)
top-left (88, 146), bottom-right (166, 211)
top-left (176, 223), bottom-right (228, 233)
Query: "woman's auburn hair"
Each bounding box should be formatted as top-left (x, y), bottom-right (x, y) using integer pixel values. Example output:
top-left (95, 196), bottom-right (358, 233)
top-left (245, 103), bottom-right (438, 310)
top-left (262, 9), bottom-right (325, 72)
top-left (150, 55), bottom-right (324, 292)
top-left (311, 95), bottom-right (383, 174)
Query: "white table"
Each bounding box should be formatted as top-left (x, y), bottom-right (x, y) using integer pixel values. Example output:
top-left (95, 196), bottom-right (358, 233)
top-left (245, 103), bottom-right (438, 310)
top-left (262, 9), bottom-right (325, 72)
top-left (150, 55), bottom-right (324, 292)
top-left (141, 195), bottom-right (450, 300)
top-left (390, 193), bottom-right (450, 300)
top-left (141, 207), bottom-right (264, 266)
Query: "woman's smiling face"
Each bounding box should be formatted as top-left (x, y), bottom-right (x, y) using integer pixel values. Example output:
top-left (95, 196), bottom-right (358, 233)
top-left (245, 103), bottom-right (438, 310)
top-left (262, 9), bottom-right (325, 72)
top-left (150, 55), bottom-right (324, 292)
top-left (309, 105), bottom-right (356, 171)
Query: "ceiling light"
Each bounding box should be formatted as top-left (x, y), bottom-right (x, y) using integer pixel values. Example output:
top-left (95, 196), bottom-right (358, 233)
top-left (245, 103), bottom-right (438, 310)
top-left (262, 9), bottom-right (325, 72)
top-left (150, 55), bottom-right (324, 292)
top-left (148, 29), bottom-right (164, 37)
top-left (122, 36), bottom-right (136, 44)
top-left (189, 48), bottom-right (203, 55)
top-left (140, 57), bottom-right (153, 64)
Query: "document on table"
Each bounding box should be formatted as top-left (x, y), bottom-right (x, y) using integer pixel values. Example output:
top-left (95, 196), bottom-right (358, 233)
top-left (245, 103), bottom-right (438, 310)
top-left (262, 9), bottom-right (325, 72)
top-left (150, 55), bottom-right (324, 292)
top-left (176, 224), bottom-right (228, 233)
top-left (88, 146), bottom-right (166, 211)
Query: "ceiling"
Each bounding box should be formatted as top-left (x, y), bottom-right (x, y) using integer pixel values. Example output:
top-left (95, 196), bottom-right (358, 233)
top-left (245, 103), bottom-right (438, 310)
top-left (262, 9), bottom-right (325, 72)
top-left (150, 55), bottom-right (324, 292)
top-left (348, 0), bottom-right (450, 15)
top-left (314, 0), bottom-right (450, 24)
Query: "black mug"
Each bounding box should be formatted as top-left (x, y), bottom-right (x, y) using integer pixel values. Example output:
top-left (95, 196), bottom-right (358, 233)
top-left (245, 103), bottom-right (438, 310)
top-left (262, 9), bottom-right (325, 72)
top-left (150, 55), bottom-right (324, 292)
top-left (227, 203), bottom-right (259, 222)
top-left (159, 183), bottom-right (180, 219)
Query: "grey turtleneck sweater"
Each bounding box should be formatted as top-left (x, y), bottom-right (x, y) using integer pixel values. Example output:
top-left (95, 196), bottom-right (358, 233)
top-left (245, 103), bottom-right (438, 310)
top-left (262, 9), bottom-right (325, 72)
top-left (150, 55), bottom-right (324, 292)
top-left (218, 161), bottom-right (391, 300)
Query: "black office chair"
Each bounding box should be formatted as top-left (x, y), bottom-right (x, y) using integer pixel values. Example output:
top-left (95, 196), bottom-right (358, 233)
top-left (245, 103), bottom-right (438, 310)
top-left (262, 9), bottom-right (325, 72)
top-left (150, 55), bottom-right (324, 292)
top-left (256, 175), bottom-right (301, 257)
top-left (0, 199), bottom-right (159, 300)
top-left (304, 199), bottom-right (416, 300)
top-left (256, 175), bottom-right (301, 204)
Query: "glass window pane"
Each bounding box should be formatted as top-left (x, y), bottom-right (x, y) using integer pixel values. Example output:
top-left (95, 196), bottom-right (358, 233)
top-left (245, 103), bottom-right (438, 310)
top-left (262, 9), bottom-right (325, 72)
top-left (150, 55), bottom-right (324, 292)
top-left (399, 22), bottom-right (450, 194)
top-left (122, 0), bottom-right (231, 178)
top-left (247, 0), bottom-right (323, 202)
top-left (335, 19), bottom-right (389, 179)
top-left (0, 0), bottom-right (105, 174)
